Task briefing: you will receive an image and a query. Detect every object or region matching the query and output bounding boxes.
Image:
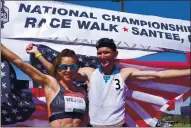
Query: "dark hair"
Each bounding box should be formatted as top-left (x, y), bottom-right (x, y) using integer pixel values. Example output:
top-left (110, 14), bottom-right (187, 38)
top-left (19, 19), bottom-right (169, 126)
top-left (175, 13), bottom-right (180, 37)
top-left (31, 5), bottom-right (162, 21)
top-left (96, 38), bottom-right (116, 51)
top-left (50, 49), bottom-right (79, 77)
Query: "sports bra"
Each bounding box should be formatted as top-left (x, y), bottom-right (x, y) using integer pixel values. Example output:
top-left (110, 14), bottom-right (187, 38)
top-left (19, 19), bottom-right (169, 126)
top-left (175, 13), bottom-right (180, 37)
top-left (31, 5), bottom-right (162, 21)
top-left (48, 84), bottom-right (86, 122)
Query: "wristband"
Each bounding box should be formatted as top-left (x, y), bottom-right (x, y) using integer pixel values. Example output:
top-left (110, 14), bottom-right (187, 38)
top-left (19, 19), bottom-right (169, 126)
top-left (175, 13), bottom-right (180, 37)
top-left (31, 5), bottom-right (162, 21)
top-left (35, 52), bottom-right (42, 58)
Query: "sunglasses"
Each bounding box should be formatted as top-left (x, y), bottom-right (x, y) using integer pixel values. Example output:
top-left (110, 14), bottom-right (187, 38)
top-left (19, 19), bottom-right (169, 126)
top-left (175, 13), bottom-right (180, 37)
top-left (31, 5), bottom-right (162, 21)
top-left (58, 64), bottom-right (79, 70)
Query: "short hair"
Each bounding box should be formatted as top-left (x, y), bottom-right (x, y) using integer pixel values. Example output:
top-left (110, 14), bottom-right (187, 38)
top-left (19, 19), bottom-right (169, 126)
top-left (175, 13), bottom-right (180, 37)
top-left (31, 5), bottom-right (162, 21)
top-left (96, 38), bottom-right (117, 51)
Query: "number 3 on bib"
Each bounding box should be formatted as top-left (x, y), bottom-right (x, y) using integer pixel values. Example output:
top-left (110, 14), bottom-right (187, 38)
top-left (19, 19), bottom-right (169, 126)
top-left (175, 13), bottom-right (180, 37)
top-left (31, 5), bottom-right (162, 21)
top-left (114, 79), bottom-right (121, 90)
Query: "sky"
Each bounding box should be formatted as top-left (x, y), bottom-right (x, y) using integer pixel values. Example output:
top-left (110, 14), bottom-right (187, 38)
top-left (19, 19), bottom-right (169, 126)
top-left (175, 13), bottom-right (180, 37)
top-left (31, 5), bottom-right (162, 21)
top-left (12, 0), bottom-right (190, 114)
top-left (57, 0), bottom-right (190, 21)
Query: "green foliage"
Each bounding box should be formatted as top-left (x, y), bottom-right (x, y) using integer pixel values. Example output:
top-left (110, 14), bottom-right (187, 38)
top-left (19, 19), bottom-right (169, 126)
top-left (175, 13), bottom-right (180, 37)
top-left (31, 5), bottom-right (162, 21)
top-left (173, 123), bottom-right (191, 127)
top-left (159, 113), bottom-right (191, 127)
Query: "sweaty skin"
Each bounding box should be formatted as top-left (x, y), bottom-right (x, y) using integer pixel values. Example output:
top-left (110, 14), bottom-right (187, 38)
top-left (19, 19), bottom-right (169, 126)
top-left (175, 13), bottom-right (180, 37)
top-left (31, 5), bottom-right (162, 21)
top-left (26, 43), bottom-right (190, 127)
top-left (2, 43), bottom-right (87, 127)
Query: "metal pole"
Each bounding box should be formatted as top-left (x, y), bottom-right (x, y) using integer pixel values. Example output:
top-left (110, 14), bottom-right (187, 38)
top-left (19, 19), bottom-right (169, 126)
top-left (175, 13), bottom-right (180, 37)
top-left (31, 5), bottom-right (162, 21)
top-left (112, 0), bottom-right (124, 12)
top-left (121, 0), bottom-right (124, 12)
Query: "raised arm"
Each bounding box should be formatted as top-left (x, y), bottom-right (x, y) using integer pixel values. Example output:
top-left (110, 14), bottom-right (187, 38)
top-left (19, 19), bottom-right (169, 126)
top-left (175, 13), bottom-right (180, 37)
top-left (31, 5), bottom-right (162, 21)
top-left (2, 43), bottom-right (50, 86)
top-left (131, 68), bottom-right (190, 81)
top-left (26, 43), bottom-right (53, 74)
top-left (121, 68), bottom-right (190, 81)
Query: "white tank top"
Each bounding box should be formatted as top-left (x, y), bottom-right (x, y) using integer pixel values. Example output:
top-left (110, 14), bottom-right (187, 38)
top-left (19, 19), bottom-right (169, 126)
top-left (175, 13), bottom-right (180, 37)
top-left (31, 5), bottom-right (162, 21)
top-left (88, 66), bottom-right (127, 125)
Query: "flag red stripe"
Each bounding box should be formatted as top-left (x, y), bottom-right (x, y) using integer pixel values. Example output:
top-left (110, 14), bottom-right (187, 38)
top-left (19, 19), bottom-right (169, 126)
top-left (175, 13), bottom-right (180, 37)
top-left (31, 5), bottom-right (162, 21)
top-left (155, 111), bottom-right (164, 119)
top-left (31, 88), bottom-right (45, 97)
top-left (119, 59), bottom-right (190, 69)
top-left (127, 97), bottom-right (158, 117)
top-left (29, 115), bottom-right (48, 120)
top-left (14, 124), bottom-right (31, 127)
top-left (128, 83), bottom-right (181, 100)
top-left (166, 98), bottom-right (176, 111)
top-left (125, 103), bottom-right (149, 127)
top-left (182, 90), bottom-right (191, 101)
top-left (36, 104), bottom-right (47, 111)
top-left (186, 52), bottom-right (190, 63)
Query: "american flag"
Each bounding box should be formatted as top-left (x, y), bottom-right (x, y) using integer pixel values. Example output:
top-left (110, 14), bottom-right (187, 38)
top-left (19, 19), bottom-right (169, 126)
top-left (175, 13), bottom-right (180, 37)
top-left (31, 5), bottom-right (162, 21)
top-left (1, 56), bottom-right (35, 126)
top-left (1, 44), bottom-right (190, 127)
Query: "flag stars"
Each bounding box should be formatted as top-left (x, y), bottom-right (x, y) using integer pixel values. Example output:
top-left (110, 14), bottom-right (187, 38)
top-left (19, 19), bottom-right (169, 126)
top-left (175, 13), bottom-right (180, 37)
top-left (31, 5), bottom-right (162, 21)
top-left (1, 71), bottom-right (6, 78)
top-left (16, 116), bottom-right (23, 120)
top-left (47, 56), bottom-right (52, 61)
top-left (37, 64), bottom-right (42, 69)
top-left (122, 27), bottom-right (128, 32)
top-left (12, 109), bottom-right (19, 114)
top-left (2, 110), bottom-right (8, 115)
top-left (24, 101), bottom-right (29, 105)
top-left (5, 118), bottom-right (12, 123)
top-left (21, 92), bottom-right (26, 97)
top-left (12, 94), bottom-right (17, 99)
top-left (41, 50), bottom-right (45, 54)
top-left (5, 117), bottom-right (12, 122)
top-left (92, 59), bottom-right (96, 63)
top-left (53, 52), bottom-right (57, 57)
top-left (2, 82), bottom-right (7, 88)
top-left (5, 93), bottom-right (9, 98)
top-left (1, 62), bottom-right (5, 69)
top-left (85, 63), bottom-right (89, 67)
top-left (43, 69), bottom-right (47, 74)
top-left (79, 56), bottom-right (83, 62)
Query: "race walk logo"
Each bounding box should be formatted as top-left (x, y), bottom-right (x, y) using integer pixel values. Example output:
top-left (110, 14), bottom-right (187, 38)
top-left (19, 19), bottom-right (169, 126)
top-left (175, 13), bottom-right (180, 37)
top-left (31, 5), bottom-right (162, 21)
top-left (1, 0), bottom-right (9, 29)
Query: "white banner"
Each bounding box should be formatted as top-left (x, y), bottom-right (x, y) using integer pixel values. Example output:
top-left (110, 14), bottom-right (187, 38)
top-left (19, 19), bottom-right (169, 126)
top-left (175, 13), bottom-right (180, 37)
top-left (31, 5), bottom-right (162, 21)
top-left (1, 1), bottom-right (190, 51)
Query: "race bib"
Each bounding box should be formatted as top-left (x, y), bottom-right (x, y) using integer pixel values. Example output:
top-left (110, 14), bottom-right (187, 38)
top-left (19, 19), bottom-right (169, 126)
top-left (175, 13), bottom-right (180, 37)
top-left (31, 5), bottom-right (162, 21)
top-left (64, 93), bottom-right (86, 113)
